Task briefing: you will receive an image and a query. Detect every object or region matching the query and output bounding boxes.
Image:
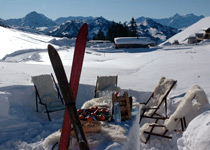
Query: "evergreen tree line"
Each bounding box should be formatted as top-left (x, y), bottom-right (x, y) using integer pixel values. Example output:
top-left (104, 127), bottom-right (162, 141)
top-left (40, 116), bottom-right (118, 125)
top-left (93, 17), bottom-right (138, 42)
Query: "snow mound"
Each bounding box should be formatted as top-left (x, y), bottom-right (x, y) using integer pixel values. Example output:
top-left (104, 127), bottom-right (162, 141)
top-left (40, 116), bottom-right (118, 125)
top-left (140, 85), bottom-right (209, 143)
top-left (48, 37), bottom-right (76, 47)
top-left (0, 26), bottom-right (58, 59)
top-left (165, 85), bottom-right (209, 131)
top-left (177, 111), bottom-right (210, 150)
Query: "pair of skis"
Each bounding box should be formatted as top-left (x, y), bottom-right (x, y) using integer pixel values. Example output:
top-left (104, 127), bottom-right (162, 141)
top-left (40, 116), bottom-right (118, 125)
top-left (48, 23), bottom-right (89, 150)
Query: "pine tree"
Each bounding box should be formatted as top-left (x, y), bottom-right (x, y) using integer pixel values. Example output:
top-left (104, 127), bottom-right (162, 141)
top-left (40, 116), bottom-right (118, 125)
top-left (93, 28), bottom-right (105, 40)
top-left (106, 21), bottom-right (117, 42)
top-left (106, 21), bottom-right (131, 42)
top-left (129, 17), bottom-right (138, 37)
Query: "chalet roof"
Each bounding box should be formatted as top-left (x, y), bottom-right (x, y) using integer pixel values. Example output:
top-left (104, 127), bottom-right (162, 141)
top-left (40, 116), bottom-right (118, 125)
top-left (88, 40), bottom-right (111, 43)
top-left (114, 37), bottom-right (155, 45)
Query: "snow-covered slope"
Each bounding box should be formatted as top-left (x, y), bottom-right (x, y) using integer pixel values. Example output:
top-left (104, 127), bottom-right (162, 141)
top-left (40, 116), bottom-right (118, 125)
top-left (0, 26), bottom-right (75, 59)
top-left (161, 16), bottom-right (210, 45)
top-left (0, 26), bottom-right (54, 59)
top-left (0, 25), bottom-right (210, 150)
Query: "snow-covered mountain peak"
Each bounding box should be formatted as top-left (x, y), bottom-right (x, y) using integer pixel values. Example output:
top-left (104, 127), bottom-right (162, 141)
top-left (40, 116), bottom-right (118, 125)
top-left (153, 13), bottom-right (204, 29)
top-left (172, 13), bottom-right (181, 18)
top-left (22, 11), bottom-right (56, 27)
top-left (137, 18), bottom-right (178, 43)
top-left (49, 17), bottom-right (111, 39)
top-left (55, 16), bottom-right (94, 25)
top-left (0, 18), bottom-right (8, 27)
top-left (135, 16), bottom-right (147, 24)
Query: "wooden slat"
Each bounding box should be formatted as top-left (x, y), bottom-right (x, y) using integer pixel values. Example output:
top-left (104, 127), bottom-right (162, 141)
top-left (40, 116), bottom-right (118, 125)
top-left (112, 92), bottom-right (132, 120)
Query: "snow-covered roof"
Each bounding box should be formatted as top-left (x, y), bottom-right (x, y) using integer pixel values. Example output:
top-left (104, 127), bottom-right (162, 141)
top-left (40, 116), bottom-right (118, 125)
top-left (114, 37), bottom-right (155, 45)
top-left (88, 40), bottom-right (111, 43)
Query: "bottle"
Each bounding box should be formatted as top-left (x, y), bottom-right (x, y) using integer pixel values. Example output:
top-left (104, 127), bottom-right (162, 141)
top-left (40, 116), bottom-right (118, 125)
top-left (114, 102), bottom-right (121, 123)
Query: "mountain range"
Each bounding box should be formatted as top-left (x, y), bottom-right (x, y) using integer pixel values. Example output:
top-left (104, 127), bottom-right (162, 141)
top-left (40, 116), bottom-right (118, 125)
top-left (135, 13), bottom-right (204, 30)
top-left (0, 11), bottom-right (205, 44)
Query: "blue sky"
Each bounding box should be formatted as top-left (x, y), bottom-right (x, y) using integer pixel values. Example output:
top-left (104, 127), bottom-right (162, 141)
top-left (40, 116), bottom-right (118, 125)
top-left (0, 0), bottom-right (210, 22)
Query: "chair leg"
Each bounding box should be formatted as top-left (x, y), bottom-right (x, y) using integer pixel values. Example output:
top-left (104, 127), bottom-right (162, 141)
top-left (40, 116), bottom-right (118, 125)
top-left (144, 130), bottom-right (172, 140)
top-left (183, 117), bottom-right (187, 128)
top-left (180, 118), bottom-right (184, 131)
top-left (51, 73), bottom-right (65, 105)
top-left (144, 119), bottom-right (159, 143)
top-left (44, 105), bottom-right (51, 121)
top-left (165, 98), bottom-right (168, 118)
top-left (35, 88), bottom-right (39, 112)
top-left (36, 94), bottom-right (38, 112)
top-left (139, 109), bottom-right (146, 124)
top-left (145, 123), bottom-right (156, 143)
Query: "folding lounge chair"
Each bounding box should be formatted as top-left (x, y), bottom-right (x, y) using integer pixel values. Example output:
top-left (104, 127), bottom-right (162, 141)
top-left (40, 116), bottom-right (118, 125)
top-left (94, 75), bottom-right (121, 98)
top-left (140, 85), bottom-right (209, 143)
top-left (139, 77), bottom-right (177, 123)
top-left (31, 74), bottom-right (65, 121)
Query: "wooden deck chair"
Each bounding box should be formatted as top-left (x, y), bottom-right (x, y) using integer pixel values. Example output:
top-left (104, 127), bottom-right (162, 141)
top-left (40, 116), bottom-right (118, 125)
top-left (94, 75), bottom-right (121, 98)
top-left (31, 73), bottom-right (65, 121)
top-left (139, 77), bottom-right (177, 123)
top-left (140, 85), bottom-right (209, 143)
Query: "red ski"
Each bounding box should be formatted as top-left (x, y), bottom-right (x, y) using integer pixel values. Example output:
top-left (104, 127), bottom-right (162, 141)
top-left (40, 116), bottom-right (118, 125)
top-left (59, 23), bottom-right (88, 150)
top-left (48, 44), bottom-right (89, 149)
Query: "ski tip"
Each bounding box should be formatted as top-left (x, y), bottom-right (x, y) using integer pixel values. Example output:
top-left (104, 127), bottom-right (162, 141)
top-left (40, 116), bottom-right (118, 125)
top-left (48, 44), bottom-right (57, 55)
top-left (81, 23), bottom-right (88, 30)
top-left (48, 44), bottom-right (55, 51)
top-left (48, 44), bottom-right (59, 60)
top-left (80, 23), bottom-right (88, 35)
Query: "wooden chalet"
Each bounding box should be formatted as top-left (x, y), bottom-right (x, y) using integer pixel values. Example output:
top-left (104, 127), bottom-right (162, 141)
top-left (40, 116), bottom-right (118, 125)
top-left (204, 28), bottom-right (210, 39)
top-left (188, 36), bottom-right (197, 44)
top-left (114, 37), bottom-right (155, 48)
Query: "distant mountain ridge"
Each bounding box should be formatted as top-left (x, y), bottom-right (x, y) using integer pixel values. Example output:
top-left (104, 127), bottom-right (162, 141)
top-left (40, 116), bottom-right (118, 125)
top-left (135, 19), bottom-right (178, 43)
top-left (135, 13), bottom-right (204, 30)
top-left (6, 11), bottom-right (56, 27)
top-left (50, 16), bottom-right (111, 39)
top-left (0, 18), bottom-right (8, 27)
top-left (55, 16), bottom-right (94, 25)
top-left (152, 13), bottom-right (204, 29)
top-left (0, 11), bottom-right (205, 44)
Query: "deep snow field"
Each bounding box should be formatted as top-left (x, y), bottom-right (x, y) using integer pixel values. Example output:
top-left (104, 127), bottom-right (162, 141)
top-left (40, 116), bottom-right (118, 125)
top-left (1, 17), bottom-right (210, 150)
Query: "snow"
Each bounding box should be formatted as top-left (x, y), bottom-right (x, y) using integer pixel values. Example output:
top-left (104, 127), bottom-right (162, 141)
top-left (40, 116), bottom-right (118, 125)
top-left (161, 17), bottom-right (210, 44)
top-left (1, 17), bottom-right (210, 149)
top-left (177, 111), bottom-right (210, 150)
